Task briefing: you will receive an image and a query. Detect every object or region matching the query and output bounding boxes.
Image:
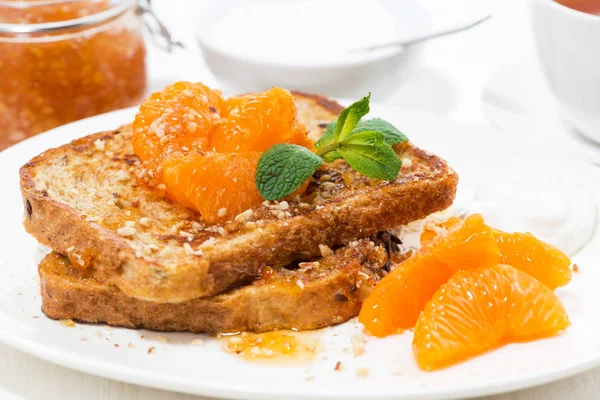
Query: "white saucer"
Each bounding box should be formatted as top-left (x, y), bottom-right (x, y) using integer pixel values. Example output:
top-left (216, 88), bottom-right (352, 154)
top-left (482, 53), bottom-right (600, 164)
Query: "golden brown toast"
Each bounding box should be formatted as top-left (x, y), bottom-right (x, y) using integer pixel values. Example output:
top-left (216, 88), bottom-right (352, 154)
top-left (21, 93), bottom-right (458, 303)
top-left (40, 240), bottom-right (390, 333)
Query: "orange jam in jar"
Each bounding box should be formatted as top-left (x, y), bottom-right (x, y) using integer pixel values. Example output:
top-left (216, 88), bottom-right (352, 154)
top-left (0, 0), bottom-right (147, 149)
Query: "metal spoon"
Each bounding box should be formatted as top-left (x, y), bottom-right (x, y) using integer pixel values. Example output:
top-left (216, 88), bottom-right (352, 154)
top-left (354, 14), bottom-right (492, 52)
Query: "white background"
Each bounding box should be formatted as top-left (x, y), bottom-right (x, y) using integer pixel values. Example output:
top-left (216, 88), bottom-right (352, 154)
top-left (2, 0), bottom-right (598, 399)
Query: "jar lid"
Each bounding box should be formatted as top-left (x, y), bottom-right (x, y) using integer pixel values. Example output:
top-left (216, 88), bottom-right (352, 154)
top-left (0, 0), bottom-right (183, 51)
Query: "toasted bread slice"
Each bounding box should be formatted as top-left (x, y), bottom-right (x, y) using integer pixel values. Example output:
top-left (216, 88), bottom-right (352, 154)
top-left (21, 93), bottom-right (458, 302)
top-left (40, 240), bottom-right (389, 333)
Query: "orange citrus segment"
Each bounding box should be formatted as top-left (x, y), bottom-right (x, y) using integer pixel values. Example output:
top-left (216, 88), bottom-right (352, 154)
top-left (359, 254), bottom-right (453, 337)
top-left (132, 82), bottom-right (224, 170)
top-left (161, 152), bottom-right (263, 224)
top-left (413, 264), bottom-right (570, 371)
top-left (420, 218), bottom-right (572, 290)
top-left (133, 83), bottom-right (313, 223)
top-left (494, 230), bottom-right (571, 290)
top-left (210, 87), bottom-right (306, 153)
top-left (359, 214), bottom-right (500, 337)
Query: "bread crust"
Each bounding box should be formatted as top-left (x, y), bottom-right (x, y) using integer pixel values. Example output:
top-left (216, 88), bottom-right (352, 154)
top-left (40, 241), bottom-right (387, 333)
top-left (21, 93), bottom-right (458, 302)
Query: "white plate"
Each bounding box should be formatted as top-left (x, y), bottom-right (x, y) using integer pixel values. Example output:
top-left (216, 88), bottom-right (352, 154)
top-left (1, 105), bottom-right (600, 400)
top-left (482, 53), bottom-right (600, 165)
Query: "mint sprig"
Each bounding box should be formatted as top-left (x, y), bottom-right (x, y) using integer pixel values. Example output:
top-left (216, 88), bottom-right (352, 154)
top-left (255, 94), bottom-right (408, 201)
top-left (256, 144), bottom-right (324, 201)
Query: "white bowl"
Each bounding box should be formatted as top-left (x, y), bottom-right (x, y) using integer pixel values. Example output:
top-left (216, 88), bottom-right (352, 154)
top-left (194, 0), bottom-right (430, 100)
top-left (532, 0), bottom-right (600, 143)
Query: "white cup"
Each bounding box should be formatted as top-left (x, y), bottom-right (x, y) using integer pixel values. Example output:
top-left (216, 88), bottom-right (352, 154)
top-left (531, 0), bottom-right (600, 143)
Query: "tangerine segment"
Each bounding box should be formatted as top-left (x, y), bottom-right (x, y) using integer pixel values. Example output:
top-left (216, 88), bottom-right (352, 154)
top-left (494, 231), bottom-right (571, 291)
top-left (359, 254), bottom-right (453, 337)
top-left (211, 87), bottom-right (307, 153)
top-left (359, 214), bottom-right (500, 337)
top-left (420, 218), bottom-right (572, 290)
top-left (161, 152), bottom-right (263, 224)
top-left (133, 82), bottom-right (225, 170)
top-left (413, 264), bottom-right (570, 371)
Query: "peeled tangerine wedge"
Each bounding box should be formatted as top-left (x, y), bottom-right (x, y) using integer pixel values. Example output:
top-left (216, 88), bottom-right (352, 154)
top-left (359, 214), bottom-right (500, 337)
top-left (359, 214), bottom-right (572, 337)
top-left (133, 83), bottom-right (313, 223)
top-left (421, 217), bottom-right (572, 291)
top-left (413, 264), bottom-right (570, 371)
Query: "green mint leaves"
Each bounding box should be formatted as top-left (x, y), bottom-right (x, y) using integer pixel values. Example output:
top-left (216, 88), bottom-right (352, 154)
top-left (255, 94), bottom-right (408, 200)
top-left (256, 144), bottom-right (323, 201)
top-left (335, 131), bottom-right (402, 180)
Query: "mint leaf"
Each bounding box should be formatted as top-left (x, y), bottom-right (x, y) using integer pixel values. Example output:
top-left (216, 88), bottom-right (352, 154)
top-left (314, 121), bottom-right (337, 150)
top-left (333, 93), bottom-right (371, 142)
top-left (322, 149), bottom-right (342, 162)
top-left (315, 117), bottom-right (406, 149)
top-left (349, 118), bottom-right (407, 145)
top-left (338, 131), bottom-right (401, 180)
top-left (256, 144), bottom-right (323, 200)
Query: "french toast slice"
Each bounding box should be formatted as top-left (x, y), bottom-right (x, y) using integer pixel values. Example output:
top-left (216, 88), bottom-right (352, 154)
top-left (40, 240), bottom-right (389, 333)
top-left (21, 93), bottom-right (458, 302)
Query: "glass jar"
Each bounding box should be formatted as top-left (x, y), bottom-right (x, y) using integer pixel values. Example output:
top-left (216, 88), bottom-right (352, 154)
top-left (0, 0), bottom-right (147, 149)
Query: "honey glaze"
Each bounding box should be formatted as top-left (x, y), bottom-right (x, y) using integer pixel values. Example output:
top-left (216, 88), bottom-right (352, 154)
top-left (221, 330), bottom-right (320, 363)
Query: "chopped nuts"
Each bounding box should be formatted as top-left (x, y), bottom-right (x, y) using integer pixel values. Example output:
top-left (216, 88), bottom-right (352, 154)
top-left (186, 121), bottom-right (197, 133)
top-left (125, 220), bottom-right (135, 227)
top-left (425, 222), bottom-right (437, 231)
top-left (147, 244), bottom-right (160, 252)
top-left (60, 319), bottom-right (75, 327)
top-left (319, 174), bottom-right (332, 182)
top-left (234, 208), bottom-right (253, 222)
top-left (183, 242), bottom-right (204, 256)
top-left (356, 368), bottom-right (370, 378)
top-left (117, 227), bottom-right (136, 237)
top-left (296, 279), bottom-right (305, 290)
top-left (351, 332), bottom-right (366, 357)
top-left (94, 139), bottom-right (105, 151)
top-left (115, 170), bottom-right (129, 182)
top-left (298, 203), bottom-right (311, 211)
top-left (402, 158), bottom-right (413, 168)
top-left (139, 217), bottom-right (151, 227)
top-left (319, 244), bottom-right (332, 257)
top-left (200, 237), bottom-right (217, 247)
top-left (278, 201), bottom-right (289, 210)
top-left (349, 240), bottom-right (359, 248)
top-left (321, 182), bottom-right (337, 190)
top-left (217, 207), bottom-right (227, 218)
top-left (156, 183), bottom-right (167, 191)
top-left (334, 361), bottom-right (343, 371)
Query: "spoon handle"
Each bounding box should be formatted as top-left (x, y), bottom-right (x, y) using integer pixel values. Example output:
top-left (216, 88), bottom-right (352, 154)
top-left (358, 14), bottom-right (492, 52)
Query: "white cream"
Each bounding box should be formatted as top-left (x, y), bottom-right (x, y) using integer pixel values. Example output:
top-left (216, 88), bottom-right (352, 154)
top-left (211, 0), bottom-right (399, 64)
top-left (455, 170), bottom-right (597, 256)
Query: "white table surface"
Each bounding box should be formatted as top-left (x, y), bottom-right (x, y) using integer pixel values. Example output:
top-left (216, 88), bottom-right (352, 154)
top-left (4, 0), bottom-right (598, 399)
